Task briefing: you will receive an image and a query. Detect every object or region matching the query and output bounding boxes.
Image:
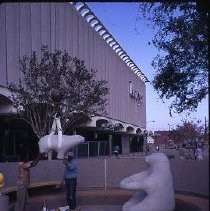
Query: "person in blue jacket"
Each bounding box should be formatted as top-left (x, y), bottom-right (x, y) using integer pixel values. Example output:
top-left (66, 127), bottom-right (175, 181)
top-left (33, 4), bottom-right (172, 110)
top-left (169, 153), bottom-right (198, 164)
top-left (63, 151), bottom-right (78, 211)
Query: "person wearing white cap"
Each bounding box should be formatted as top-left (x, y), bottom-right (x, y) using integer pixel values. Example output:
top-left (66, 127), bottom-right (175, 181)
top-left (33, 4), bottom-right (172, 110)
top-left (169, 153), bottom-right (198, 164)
top-left (63, 151), bottom-right (79, 211)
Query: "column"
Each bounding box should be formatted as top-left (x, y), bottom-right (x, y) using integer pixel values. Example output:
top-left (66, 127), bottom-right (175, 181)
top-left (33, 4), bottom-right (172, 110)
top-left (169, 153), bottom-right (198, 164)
top-left (121, 135), bottom-right (130, 154)
top-left (108, 134), bottom-right (112, 157)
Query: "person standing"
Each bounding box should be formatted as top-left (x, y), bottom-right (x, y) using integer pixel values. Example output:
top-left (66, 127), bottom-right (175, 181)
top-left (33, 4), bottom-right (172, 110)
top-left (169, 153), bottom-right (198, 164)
top-left (63, 152), bottom-right (79, 211)
top-left (195, 144), bottom-right (203, 160)
top-left (113, 145), bottom-right (120, 158)
top-left (15, 153), bottom-right (44, 211)
top-left (179, 143), bottom-right (190, 160)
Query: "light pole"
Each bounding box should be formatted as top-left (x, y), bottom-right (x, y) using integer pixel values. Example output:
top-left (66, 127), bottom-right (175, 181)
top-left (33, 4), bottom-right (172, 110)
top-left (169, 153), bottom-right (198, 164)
top-left (146, 120), bottom-right (155, 130)
top-left (147, 120), bottom-right (155, 124)
top-left (204, 116), bottom-right (207, 134)
top-left (168, 124), bottom-right (172, 131)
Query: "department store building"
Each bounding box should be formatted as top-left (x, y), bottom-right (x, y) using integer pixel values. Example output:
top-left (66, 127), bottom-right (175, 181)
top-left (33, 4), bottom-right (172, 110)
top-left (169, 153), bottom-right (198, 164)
top-left (0, 2), bottom-right (149, 161)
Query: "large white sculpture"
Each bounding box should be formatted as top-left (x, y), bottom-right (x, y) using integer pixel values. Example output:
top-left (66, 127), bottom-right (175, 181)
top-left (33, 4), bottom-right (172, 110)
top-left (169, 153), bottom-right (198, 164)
top-left (120, 153), bottom-right (175, 211)
top-left (38, 134), bottom-right (84, 159)
top-left (38, 115), bottom-right (84, 159)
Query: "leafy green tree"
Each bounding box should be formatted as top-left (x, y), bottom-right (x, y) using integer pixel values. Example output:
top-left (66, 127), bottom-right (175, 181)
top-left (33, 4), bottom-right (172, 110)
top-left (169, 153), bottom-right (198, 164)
top-left (137, 2), bottom-right (208, 115)
top-left (168, 119), bottom-right (208, 147)
top-left (9, 46), bottom-right (109, 138)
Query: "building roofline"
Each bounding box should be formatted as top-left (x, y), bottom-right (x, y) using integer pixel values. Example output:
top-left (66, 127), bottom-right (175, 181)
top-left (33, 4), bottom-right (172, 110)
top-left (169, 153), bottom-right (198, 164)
top-left (70, 2), bottom-right (149, 83)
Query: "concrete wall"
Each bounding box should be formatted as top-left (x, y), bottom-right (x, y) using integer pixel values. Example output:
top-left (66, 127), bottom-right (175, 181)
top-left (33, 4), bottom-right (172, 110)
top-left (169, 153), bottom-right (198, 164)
top-left (0, 3), bottom-right (146, 127)
top-left (170, 160), bottom-right (209, 196)
top-left (0, 158), bottom-right (209, 196)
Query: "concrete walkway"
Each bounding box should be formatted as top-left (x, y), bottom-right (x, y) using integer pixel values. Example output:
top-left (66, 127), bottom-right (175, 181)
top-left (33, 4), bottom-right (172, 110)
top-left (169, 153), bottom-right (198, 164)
top-left (51, 205), bottom-right (122, 211)
top-left (27, 189), bottom-right (209, 211)
top-left (175, 193), bottom-right (209, 211)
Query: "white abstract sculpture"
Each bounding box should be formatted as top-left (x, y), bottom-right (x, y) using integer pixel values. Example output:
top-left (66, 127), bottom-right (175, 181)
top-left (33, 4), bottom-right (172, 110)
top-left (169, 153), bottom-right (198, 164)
top-left (120, 153), bottom-right (175, 211)
top-left (38, 134), bottom-right (84, 159)
top-left (38, 115), bottom-right (84, 159)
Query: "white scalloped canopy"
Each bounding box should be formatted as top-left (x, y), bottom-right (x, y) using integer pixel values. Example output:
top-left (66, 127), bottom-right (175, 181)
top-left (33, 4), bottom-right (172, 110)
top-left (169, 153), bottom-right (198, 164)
top-left (70, 2), bottom-right (149, 83)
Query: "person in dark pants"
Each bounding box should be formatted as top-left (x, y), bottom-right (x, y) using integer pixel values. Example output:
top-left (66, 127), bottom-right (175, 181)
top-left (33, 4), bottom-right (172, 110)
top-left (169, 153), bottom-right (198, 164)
top-left (113, 145), bottom-right (120, 158)
top-left (15, 152), bottom-right (44, 211)
top-left (63, 151), bottom-right (78, 211)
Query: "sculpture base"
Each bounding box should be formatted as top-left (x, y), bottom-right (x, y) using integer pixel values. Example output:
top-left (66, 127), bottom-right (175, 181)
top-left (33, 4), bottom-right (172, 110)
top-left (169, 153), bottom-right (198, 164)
top-left (0, 194), bottom-right (9, 211)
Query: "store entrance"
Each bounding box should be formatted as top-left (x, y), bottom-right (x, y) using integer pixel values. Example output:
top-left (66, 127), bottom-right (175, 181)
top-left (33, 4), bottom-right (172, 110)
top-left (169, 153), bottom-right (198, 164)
top-left (130, 135), bottom-right (144, 153)
top-left (0, 115), bottom-right (39, 162)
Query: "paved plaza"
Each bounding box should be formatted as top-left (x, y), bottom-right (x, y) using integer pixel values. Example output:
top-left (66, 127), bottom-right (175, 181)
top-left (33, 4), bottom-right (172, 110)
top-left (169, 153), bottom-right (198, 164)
top-left (26, 189), bottom-right (209, 211)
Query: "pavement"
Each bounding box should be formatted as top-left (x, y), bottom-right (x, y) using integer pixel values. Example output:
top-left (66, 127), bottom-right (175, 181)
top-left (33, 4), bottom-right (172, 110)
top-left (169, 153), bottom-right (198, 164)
top-left (53, 205), bottom-right (122, 211)
top-left (175, 193), bottom-right (209, 211)
top-left (26, 189), bottom-right (209, 211)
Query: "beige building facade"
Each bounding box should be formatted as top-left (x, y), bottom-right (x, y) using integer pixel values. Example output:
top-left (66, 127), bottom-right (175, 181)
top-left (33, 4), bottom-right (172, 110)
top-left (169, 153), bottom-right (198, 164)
top-left (0, 2), bottom-right (149, 160)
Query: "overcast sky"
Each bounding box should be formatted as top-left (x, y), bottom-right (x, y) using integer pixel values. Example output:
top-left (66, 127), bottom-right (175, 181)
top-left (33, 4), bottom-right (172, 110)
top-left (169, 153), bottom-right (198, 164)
top-left (87, 2), bottom-right (209, 131)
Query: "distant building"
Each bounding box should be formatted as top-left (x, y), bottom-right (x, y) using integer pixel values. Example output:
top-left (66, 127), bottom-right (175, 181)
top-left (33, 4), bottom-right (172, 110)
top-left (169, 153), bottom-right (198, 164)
top-left (147, 136), bottom-right (155, 144)
top-left (153, 131), bottom-right (170, 149)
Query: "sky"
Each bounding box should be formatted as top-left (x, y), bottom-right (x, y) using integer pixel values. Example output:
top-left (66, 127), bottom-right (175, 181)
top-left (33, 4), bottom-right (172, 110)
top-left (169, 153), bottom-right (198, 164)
top-left (87, 2), bottom-right (209, 131)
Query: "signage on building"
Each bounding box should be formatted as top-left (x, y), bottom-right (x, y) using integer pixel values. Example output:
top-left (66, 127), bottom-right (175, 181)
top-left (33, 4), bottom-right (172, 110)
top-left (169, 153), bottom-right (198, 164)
top-left (129, 81), bottom-right (143, 105)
